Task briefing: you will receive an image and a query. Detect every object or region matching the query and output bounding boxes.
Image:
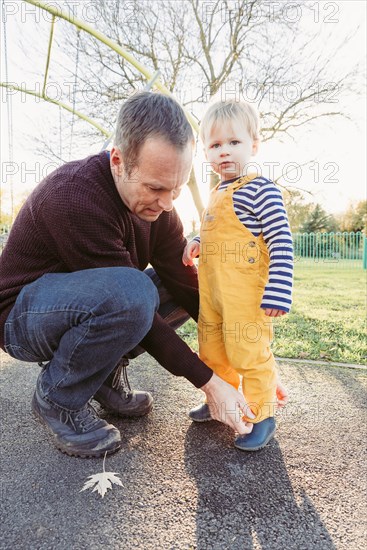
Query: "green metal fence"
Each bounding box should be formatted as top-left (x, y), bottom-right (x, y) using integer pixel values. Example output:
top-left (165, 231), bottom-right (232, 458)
top-left (293, 231), bottom-right (365, 269)
top-left (1, 226), bottom-right (366, 269)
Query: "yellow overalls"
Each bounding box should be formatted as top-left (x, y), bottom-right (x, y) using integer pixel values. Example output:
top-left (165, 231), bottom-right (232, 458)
top-left (198, 175), bottom-right (277, 423)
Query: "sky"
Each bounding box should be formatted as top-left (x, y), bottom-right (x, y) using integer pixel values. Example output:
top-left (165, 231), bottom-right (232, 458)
top-left (0, 0), bottom-right (366, 230)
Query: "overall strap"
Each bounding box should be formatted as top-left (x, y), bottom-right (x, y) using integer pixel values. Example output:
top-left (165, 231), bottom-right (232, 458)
top-left (230, 173), bottom-right (260, 192)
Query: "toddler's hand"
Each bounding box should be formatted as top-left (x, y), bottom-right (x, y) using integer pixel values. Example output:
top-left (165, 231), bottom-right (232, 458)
top-left (264, 308), bottom-right (287, 317)
top-left (182, 240), bottom-right (200, 266)
top-left (276, 380), bottom-right (288, 409)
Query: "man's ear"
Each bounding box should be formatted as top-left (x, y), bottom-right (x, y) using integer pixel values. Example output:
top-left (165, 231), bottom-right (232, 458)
top-left (252, 138), bottom-right (260, 156)
top-left (110, 147), bottom-right (123, 175)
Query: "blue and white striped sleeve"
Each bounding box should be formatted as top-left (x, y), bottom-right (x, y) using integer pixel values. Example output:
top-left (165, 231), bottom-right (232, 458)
top-left (253, 182), bottom-right (294, 313)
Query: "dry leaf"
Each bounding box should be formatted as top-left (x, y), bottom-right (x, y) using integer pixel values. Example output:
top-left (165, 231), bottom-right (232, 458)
top-left (80, 452), bottom-right (123, 498)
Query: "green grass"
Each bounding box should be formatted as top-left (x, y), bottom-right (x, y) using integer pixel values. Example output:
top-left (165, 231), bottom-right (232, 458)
top-left (177, 264), bottom-right (367, 365)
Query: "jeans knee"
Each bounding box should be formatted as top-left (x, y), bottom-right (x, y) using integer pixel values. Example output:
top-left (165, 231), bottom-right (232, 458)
top-left (102, 268), bottom-right (158, 335)
top-left (126, 270), bottom-right (159, 327)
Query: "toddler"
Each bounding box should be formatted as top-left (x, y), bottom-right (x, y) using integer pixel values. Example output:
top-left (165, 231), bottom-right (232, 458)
top-left (182, 99), bottom-right (293, 450)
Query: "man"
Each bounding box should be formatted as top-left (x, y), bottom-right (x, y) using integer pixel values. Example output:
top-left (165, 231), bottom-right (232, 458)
top-left (0, 92), bottom-right (270, 458)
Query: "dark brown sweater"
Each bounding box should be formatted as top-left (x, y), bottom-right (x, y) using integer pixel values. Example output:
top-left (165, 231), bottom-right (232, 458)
top-left (0, 152), bottom-right (212, 388)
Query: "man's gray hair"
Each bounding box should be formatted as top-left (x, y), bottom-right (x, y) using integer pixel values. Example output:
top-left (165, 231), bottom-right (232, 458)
top-left (114, 91), bottom-right (194, 175)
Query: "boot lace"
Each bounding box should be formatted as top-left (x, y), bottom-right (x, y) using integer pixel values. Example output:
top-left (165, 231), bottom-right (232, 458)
top-left (111, 358), bottom-right (132, 398)
top-left (69, 403), bottom-right (102, 432)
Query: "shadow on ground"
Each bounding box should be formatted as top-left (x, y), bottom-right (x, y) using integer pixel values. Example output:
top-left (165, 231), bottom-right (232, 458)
top-left (185, 425), bottom-right (335, 550)
top-left (0, 352), bottom-right (366, 549)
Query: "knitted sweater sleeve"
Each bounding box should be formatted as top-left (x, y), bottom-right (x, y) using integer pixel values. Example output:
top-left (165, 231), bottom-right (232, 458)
top-left (152, 209), bottom-right (200, 320)
top-left (140, 209), bottom-right (213, 388)
top-left (37, 183), bottom-right (212, 388)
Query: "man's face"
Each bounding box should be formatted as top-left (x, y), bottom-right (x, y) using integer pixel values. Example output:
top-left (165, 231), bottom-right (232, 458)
top-left (110, 137), bottom-right (193, 222)
top-left (204, 119), bottom-right (258, 181)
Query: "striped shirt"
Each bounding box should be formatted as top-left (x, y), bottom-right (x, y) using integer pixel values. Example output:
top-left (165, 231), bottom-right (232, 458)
top-left (195, 176), bottom-right (293, 312)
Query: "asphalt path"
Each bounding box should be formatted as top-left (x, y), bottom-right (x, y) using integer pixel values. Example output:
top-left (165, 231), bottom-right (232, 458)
top-left (1, 351), bottom-right (366, 550)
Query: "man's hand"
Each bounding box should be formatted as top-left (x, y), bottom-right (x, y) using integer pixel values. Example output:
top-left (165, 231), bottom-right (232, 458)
top-left (200, 373), bottom-right (255, 435)
top-left (182, 240), bottom-right (200, 266)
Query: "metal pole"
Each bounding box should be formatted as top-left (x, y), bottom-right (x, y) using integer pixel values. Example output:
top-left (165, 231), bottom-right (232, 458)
top-left (0, 83), bottom-right (110, 137)
top-left (24, 0), bottom-right (199, 133)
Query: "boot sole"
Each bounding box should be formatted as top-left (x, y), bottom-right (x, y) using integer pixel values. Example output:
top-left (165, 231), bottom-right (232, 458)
top-left (189, 415), bottom-right (213, 423)
top-left (32, 396), bottom-right (122, 458)
top-left (234, 429), bottom-right (276, 452)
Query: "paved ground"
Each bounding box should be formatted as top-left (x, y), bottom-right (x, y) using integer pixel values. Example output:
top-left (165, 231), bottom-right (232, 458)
top-left (1, 351), bottom-right (366, 550)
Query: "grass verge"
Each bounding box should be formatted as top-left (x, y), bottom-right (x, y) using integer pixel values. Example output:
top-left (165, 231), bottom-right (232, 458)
top-left (177, 264), bottom-right (366, 365)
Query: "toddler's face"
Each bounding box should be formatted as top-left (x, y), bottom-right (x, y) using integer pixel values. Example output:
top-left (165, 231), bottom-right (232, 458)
top-left (204, 119), bottom-right (258, 181)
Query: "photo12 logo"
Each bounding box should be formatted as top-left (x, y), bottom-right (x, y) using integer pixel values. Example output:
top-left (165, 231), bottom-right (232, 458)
top-left (200, 161), bottom-right (339, 185)
top-left (1, 161), bottom-right (60, 185)
top-left (201, 81), bottom-right (340, 105)
top-left (1, 1), bottom-right (138, 24)
top-left (1, 80), bottom-right (131, 105)
top-left (201, 1), bottom-right (340, 24)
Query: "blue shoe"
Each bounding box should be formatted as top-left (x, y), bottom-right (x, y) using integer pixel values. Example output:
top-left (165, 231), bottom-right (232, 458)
top-left (234, 417), bottom-right (276, 451)
top-left (188, 403), bottom-right (212, 422)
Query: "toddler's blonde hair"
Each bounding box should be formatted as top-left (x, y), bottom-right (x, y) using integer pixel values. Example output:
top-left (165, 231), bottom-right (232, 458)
top-left (200, 100), bottom-right (260, 145)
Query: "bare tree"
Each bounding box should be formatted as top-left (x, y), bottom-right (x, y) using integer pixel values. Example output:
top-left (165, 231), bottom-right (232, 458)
top-left (29, 0), bottom-right (361, 214)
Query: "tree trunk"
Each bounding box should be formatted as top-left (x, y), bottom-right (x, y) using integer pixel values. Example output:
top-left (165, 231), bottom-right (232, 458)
top-left (210, 171), bottom-right (220, 190)
top-left (187, 168), bottom-right (205, 218)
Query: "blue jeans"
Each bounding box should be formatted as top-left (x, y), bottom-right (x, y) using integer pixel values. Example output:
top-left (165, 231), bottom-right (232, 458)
top-left (4, 267), bottom-right (189, 411)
